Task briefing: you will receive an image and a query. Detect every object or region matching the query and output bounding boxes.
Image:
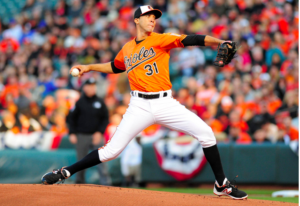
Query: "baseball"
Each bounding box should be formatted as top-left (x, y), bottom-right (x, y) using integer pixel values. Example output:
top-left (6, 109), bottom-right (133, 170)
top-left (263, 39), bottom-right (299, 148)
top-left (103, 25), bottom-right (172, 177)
top-left (71, 68), bottom-right (80, 77)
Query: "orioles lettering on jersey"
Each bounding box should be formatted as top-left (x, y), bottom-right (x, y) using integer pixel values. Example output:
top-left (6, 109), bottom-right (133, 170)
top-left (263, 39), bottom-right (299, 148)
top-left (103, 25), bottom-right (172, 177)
top-left (124, 47), bottom-right (156, 73)
top-left (114, 32), bottom-right (187, 92)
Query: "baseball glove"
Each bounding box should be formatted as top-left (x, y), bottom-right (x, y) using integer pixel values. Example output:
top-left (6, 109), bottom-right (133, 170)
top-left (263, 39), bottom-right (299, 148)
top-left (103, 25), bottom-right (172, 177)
top-left (213, 41), bottom-right (238, 67)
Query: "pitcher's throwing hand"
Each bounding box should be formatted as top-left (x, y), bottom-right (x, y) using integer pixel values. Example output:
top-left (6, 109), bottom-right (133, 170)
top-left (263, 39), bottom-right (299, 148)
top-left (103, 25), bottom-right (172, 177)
top-left (70, 65), bottom-right (90, 77)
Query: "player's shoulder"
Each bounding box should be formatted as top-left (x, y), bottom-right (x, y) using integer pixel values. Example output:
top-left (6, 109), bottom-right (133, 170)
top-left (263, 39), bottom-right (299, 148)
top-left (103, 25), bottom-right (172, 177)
top-left (149, 32), bottom-right (184, 43)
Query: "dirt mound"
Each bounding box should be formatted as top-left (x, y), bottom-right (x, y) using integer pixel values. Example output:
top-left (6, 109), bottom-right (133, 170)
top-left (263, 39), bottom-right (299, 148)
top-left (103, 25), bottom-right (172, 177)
top-left (0, 184), bottom-right (296, 206)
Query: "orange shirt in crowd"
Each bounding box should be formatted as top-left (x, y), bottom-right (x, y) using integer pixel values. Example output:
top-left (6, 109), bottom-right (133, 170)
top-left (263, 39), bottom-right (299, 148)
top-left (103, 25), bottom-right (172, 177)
top-left (235, 103), bottom-right (248, 118)
top-left (142, 124), bottom-right (161, 136)
top-left (287, 127), bottom-right (299, 141)
top-left (50, 125), bottom-right (68, 136)
top-left (0, 85), bottom-right (19, 106)
top-left (210, 119), bottom-right (224, 133)
top-left (246, 102), bottom-right (260, 114)
top-left (280, 60), bottom-right (292, 75)
top-left (267, 99), bottom-right (282, 115)
top-left (251, 78), bottom-right (262, 90)
top-left (114, 32), bottom-right (186, 92)
top-left (276, 43), bottom-right (290, 55)
top-left (11, 126), bottom-right (20, 134)
top-left (230, 122), bottom-right (249, 133)
top-left (106, 73), bottom-right (121, 95)
top-left (236, 132), bottom-right (252, 144)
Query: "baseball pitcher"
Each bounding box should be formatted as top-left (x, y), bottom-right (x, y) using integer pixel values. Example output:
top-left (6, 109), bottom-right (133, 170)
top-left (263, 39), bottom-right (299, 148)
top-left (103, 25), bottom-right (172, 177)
top-left (42, 5), bottom-right (247, 200)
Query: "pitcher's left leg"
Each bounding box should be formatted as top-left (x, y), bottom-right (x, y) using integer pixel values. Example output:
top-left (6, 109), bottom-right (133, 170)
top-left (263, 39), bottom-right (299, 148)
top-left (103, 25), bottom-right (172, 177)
top-left (154, 98), bottom-right (225, 182)
top-left (154, 98), bottom-right (216, 148)
top-left (154, 98), bottom-right (247, 200)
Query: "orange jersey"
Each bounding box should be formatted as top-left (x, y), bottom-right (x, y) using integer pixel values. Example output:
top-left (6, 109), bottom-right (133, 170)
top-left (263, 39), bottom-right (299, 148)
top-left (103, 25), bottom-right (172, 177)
top-left (114, 32), bottom-right (186, 92)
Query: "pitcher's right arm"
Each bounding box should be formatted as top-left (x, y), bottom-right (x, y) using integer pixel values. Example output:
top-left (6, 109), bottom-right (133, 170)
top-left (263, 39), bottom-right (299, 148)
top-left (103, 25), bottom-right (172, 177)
top-left (70, 62), bottom-right (126, 77)
top-left (70, 48), bottom-right (126, 77)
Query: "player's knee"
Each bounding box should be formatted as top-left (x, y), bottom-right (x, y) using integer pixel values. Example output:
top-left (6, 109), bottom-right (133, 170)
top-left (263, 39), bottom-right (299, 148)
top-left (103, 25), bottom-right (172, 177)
top-left (200, 125), bottom-right (217, 148)
top-left (98, 147), bottom-right (121, 162)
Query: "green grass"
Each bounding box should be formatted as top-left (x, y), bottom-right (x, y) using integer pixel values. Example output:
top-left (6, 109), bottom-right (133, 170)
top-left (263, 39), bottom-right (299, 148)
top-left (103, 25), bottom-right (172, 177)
top-left (143, 188), bottom-right (299, 203)
top-left (249, 196), bottom-right (298, 203)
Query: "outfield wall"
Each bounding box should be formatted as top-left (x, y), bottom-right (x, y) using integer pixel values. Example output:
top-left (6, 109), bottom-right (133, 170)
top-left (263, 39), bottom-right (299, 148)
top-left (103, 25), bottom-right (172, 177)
top-left (141, 143), bottom-right (299, 184)
top-left (0, 143), bottom-right (298, 184)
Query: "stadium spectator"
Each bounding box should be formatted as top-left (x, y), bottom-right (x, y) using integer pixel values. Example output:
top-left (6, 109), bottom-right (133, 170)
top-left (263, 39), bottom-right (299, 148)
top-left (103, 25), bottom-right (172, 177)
top-left (227, 123), bottom-right (252, 144)
top-left (253, 129), bottom-right (270, 143)
top-left (67, 77), bottom-right (110, 185)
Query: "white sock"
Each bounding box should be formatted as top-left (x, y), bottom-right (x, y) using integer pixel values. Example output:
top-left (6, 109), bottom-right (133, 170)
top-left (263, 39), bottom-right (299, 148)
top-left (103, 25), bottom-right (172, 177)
top-left (216, 178), bottom-right (227, 187)
top-left (64, 169), bottom-right (71, 177)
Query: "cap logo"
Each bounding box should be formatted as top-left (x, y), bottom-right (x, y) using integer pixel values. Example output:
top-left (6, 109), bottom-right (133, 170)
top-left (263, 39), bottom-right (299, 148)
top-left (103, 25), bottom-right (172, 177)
top-left (140, 5), bottom-right (153, 13)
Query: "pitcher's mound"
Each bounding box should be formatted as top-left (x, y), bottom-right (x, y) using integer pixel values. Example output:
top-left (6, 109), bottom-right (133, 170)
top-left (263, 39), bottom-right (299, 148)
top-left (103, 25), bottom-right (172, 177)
top-left (0, 184), bottom-right (296, 206)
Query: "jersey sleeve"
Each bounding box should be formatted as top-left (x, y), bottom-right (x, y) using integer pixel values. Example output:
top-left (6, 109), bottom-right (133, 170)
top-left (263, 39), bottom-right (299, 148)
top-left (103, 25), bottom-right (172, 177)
top-left (158, 33), bottom-right (187, 50)
top-left (114, 49), bottom-right (126, 71)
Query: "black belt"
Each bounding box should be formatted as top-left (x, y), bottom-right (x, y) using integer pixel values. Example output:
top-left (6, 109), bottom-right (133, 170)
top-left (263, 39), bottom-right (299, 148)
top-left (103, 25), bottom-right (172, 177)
top-left (137, 92), bottom-right (168, 99)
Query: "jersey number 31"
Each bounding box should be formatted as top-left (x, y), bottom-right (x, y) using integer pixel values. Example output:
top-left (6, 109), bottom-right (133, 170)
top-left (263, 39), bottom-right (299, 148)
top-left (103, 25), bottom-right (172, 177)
top-left (144, 62), bottom-right (159, 76)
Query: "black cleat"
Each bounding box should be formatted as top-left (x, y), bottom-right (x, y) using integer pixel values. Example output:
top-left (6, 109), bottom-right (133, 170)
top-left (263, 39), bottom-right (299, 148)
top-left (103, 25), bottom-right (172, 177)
top-left (41, 167), bottom-right (69, 185)
top-left (213, 177), bottom-right (248, 200)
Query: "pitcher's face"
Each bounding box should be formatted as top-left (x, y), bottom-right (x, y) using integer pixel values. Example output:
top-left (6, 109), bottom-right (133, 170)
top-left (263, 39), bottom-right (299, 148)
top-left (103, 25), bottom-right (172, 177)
top-left (135, 12), bottom-right (156, 33)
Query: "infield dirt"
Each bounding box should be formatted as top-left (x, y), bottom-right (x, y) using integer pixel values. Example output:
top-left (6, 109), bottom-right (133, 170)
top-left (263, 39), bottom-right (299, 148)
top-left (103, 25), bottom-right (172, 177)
top-left (0, 184), bottom-right (297, 206)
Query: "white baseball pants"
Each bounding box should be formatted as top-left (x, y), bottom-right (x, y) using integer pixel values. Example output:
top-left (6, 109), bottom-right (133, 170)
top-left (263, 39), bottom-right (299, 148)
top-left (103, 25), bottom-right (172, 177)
top-left (98, 90), bottom-right (216, 162)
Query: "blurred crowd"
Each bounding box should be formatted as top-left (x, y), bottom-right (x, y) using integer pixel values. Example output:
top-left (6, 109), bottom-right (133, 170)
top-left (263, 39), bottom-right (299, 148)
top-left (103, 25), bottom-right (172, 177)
top-left (0, 0), bottom-right (298, 144)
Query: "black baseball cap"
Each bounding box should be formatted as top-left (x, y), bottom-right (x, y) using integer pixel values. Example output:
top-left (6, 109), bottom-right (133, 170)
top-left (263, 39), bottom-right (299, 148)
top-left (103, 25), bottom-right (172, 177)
top-left (134, 5), bottom-right (162, 19)
top-left (84, 77), bottom-right (96, 85)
